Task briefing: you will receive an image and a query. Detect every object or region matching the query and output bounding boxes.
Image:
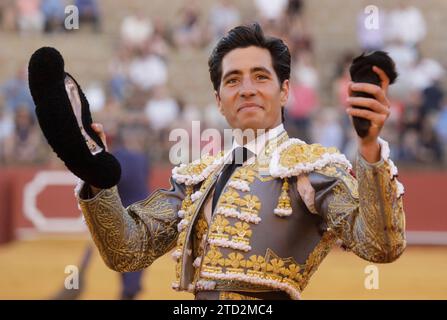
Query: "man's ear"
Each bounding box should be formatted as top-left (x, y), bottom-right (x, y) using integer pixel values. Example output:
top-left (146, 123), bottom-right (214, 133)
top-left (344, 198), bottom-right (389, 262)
top-left (280, 79), bottom-right (289, 106)
top-left (215, 90), bottom-right (225, 116)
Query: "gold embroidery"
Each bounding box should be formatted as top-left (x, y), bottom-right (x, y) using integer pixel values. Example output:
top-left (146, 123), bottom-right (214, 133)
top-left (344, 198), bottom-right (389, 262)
top-left (174, 185), bottom-right (193, 260)
top-left (240, 195), bottom-right (261, 215)
top-left (317, 165), bottom-right (359, 199)
top-left (195, 217), bottom-right (208, 242)
top-left (220, 189), bottom-right (242, 208)
top-left (173, 162), bottom-right (221, 288)
top-left (175, 153), bottom-right (223, 180)
top-left (219, 292), bottom-right (260, 300)
top-left (232, 167), bottom-right (256, 183)
top-left (300, 231), bottom-right (337, 290)
top-left (210, 186), bottom-right (260, 251)
top-left (231, 222), bottom-right (252, 238)
top-left (257, 131), bottom-right (289, 171)
top-left (213, 280), bottom-right (274, 292)
top-left (199, 246), bottom-right (306, 296)
top-left (322, 156), bottom-right (406, 264)
top-left (79, 187), bottom-right (178, 272)
top-left (182, 186), bottom-right (194, 210)
top-left (210, 215), bottom-right (232, 239)
top-left (266, 258), bottom-right (285, 275)
top-left (225, 252), bottom-right (246, 274)
top-left (257, 175), bottom-right (275, 182)
top-left (279, 144), bottom-right (339, 169)
top-left (245, 255), bottom-right (266, 272)
top-left (205, 247), bottom-right (225, 265)
top-left (283, 264), bottom-right (302, 282)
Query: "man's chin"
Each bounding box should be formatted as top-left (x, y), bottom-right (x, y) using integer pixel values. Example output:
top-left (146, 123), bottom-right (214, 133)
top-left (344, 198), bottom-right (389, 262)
top-left (236, 119), bottom-right (269, 131)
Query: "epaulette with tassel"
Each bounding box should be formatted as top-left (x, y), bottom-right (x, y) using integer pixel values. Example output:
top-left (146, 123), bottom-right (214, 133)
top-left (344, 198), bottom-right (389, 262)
top-left (269, 138), bottom-right (352, 217)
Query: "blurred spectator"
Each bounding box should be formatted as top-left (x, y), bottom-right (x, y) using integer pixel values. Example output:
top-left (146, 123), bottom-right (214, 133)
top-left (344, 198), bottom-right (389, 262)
top-left (120, 12), bottom-right (153, 52)
top-left (0, 98), bottom-right (14, 161)
top-left (399, 114), bottom-right (442, 165)
top-left (292, 50), bottom-right (319, 90)
top-left (254, 0), bottom-right (287, 22)
top-left (1, 67), bottom-right (35, 113)
top-left (128, 50), bottom-right (168, 91)
top-left (203, 103), bottom-right (227, 131)
top-left (0, 106), bottom-right (13, 139)
top-left (420, 81), bottom-right (444, 120)
top-left (399, 128), bottom-right (421, 163)
top-left (401, 91), bottom-right (423, 131)
top-left (342, 129), bottom-right (358, 162)
top-left (385, 40), bottom-right (418, 99)
top-left (435, 99), bottom-right (447, 161)
top-left (84, 82), bottom-right (106, 113)
top-left (385, 40), bottom-right (417, 76)
top-left (385, 5), bottom-right (429, 101)
top-left (75, 0), bottom-right (100, 32)
top-left (41, 0), bottom-right (65, 33)
top-left (285, 0), bottom-right (306, 47)
top-left (408, 52), bottom-right (445, 92)
top-left (407, 52), bottom-right (444, 122)
top-left (144, 85), bottom-right (179, 131)
top-left (310, 108), bottom-right (343, 149)
top-left (2, 106), bottom-right (46, 165)
top-left (93, 93), bottom-right (125, 147)
top-left (172, 0), bottom-right (203, 49)
top-left (113, 124), bottom-right (151, 300)
top-left (285, 83), bottom-right (318, 142)
top-left (149, 18), bottom-right (170, 58)
top-left (386, 3), bottom-right (426, 48)
top-left (420, 113), bottom-right (443, 164)
top-left (399, 90), bottom-right (423, 162)
top-left (332, 52), bottom-right (354, 111)
top-left (108, 47), bottom-right (132, 103)
top-left (208, 0), bottom-right (241, 41)
top-left (16, 0), bottom-right (44, 33)
top-left (113, 124), bottom-right (150, 208)
top-left (123, 85), bottom-right (150, 115)
top-left (0, 0), bottom-right (17, 31)
top-left (286, 0), bottom-right (303, 19)
top-left (286, 50), bottom-right (319, 142)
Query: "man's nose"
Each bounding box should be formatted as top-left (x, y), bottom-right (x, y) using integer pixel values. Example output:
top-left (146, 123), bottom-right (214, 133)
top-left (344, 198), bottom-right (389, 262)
top-left (239, 78), bottom-right (256, 98)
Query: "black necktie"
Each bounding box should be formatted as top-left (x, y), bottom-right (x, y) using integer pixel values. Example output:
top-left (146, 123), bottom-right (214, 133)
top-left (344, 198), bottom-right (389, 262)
top-left (212, 147), bottom-right (250, 213)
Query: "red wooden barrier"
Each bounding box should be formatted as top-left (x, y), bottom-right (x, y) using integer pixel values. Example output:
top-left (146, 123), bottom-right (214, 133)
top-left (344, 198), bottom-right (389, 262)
top-left (0, 167), bottom-right (446, 244)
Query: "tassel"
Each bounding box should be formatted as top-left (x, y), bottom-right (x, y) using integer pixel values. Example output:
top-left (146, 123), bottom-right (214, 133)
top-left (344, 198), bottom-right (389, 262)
top-left (274, 178), bottom-right (293, 217)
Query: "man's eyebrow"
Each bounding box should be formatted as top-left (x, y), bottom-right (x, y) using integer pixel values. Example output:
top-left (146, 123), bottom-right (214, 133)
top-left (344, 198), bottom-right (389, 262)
top-left (222, 69), bottom-right (242, 81)
top-left (222, 67), bottom-right (272, 81)
top-left (251, 66), bottom-right (272, 75)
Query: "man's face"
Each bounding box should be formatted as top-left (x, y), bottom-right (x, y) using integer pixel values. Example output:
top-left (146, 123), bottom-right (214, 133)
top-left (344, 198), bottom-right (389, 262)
top-left (215, 46), bottom-right (289, 131)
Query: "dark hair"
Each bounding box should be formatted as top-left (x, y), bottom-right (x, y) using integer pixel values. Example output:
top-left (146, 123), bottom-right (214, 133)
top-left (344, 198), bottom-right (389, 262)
top-left (208, 23), bottom-right (291, 92)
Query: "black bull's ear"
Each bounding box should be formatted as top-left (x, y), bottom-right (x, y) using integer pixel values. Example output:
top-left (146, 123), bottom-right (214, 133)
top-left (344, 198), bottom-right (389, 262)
top-left (349, 51), bottom-right (398, 138)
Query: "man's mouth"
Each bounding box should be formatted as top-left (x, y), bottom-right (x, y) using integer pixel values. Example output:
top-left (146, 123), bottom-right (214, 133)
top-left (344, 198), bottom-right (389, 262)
top-left (237, 103), bottom-right (264, 112)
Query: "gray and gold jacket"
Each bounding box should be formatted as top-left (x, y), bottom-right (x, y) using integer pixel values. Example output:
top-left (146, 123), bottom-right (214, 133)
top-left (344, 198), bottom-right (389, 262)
top-left (77, 132), bottom-right (406, 299)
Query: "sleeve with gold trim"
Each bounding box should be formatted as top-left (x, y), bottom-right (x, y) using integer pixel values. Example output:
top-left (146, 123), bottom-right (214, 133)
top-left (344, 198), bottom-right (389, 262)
top-left (77, 178), bottom-right (185, 272)
top-left (310, 151), bottom-right (406, 263)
